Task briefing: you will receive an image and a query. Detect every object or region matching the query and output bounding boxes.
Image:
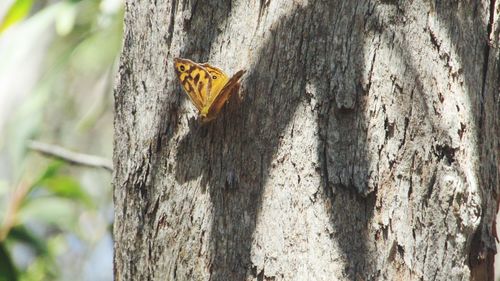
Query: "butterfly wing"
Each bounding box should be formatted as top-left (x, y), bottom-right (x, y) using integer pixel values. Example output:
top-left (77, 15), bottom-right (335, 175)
top-left (201, 63), bottom-right (229, 103)
top-left (202, 70), bottom-right (246, 121)
top-left (173, 58), bottom-right (212, 111)
top-left (174, 58), bottom-right (245, 122)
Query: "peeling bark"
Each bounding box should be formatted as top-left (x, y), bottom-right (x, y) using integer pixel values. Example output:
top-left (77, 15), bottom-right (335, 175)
top-left (113, 1), bottom-right (500, 280)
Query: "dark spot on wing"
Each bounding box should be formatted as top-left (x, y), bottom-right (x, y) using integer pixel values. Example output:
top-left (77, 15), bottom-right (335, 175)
top-left (197, 79), bottom-right (205, 95)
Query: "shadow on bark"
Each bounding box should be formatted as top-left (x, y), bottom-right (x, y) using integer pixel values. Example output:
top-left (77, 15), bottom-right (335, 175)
top-left (174, 2), bottom-right (376, 280)
top-left (116, 0), bottom-right (499, 280)
top-left (432, 2), bottom-right (499, 279)
top-left (155, 0), bottom-right (236, 148)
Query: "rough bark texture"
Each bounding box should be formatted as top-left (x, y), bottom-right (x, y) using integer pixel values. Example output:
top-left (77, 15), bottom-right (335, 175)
top-left (113, 1), bottom-right (500, 280)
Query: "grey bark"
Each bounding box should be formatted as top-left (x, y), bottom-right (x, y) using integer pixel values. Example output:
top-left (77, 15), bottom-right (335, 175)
top-left (113, 1), bottom-right (500, 280)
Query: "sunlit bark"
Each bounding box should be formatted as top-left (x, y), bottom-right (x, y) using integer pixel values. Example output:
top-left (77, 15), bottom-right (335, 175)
top-left (113, 1), bottom-right (500, 280)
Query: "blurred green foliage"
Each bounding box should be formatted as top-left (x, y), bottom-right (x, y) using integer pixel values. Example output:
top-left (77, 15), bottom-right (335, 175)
top-left (0, 0), bottom-right (35, 32)
top-left (0, 0), bottom-right (122, 280)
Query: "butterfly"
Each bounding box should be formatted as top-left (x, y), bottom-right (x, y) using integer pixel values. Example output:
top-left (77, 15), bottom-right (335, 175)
top-left (173, 58), bottom-right (246, 122)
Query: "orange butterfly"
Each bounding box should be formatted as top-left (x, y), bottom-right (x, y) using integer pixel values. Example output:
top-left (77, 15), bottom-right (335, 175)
top-left (173, 58), bottom-right (245, 122)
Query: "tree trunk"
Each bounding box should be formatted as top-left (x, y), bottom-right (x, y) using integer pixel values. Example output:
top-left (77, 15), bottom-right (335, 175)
top-left (113, 1), bottom-right (500, 280)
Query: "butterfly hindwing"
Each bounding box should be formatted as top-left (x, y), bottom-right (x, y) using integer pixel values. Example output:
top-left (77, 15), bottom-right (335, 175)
top-left (203, 70), bottom-right (246, 121)
top-left (201, 63), bottom-right (229, 103)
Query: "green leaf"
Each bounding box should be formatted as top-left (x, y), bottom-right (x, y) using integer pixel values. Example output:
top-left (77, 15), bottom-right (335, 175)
top-left (26, 162), bottom-right (93, 208)
top-left (25, 161), bottom-right (64, 197)
top-left (7, 225), bottom-right (48, 256)
top-left (0, 0), bottom-right (34, 33)
top-left (39, 175), bottom-right (92, 207)
top-left (32, 161), bottom-right (64, 186)
top-left (0, 242), bottom-right (18, 281)
top-left (18, 197), bottom-right (78, 230)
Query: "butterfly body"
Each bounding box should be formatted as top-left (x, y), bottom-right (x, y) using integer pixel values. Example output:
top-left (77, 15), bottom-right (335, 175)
top-left (173, 58), bottom-right (245, 122)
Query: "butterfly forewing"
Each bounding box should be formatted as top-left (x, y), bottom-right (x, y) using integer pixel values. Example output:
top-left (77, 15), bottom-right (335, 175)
top-left (174, 58), bottom-right (212, 111)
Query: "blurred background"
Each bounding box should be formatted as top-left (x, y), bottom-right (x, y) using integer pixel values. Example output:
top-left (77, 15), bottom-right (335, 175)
top-left (0, 0), bottom-right (122, 280)
top-left (1, 1), bottom-right (500, 281)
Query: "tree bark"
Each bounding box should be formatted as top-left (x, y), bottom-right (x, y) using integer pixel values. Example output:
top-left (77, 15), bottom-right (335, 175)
top-left (113, 1), bottom-right (500, 280)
